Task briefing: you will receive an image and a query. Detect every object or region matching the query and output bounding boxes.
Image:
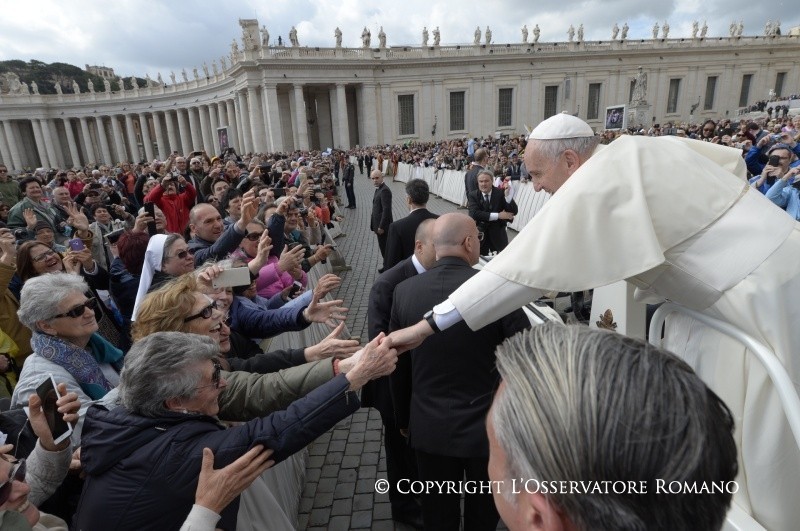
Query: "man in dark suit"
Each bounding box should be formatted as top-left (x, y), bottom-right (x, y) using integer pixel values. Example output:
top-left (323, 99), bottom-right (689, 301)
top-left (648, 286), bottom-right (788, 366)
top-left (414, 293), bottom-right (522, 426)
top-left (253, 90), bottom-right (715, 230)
top-left (384, 179), bottom-right (438, 270)
top-left (343, 159), bottom-right (356, 209)
top-left (363, 219), bottom-right (437, 529)
top-left (365, 150), bottom-right (373, 175)
top-left (463, 148), bottom-right (488, 206)
top-left (370, 169), bottom-right (393, 271)
top-left (389, 212), bottom-right (530, 531)
top-left (468, 170), bottom-right (517, 255)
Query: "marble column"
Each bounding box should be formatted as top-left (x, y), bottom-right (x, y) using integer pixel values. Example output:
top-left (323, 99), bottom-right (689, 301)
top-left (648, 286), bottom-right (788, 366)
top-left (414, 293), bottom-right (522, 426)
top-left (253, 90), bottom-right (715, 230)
top-left (199, 106), bottom-right (214, 155)
top-left (79, 117), bottom-right (95, 163)
top-left (139, 113), bottom-right (154, 161)
top-left (236, 91), bottom-right (253, 153)
top-left (39, 120), bottom-right (60, 168)
top-left (262, 83), bottom-right (283, 152)
top-left (294, 84), bottom-right (310, 150)
top-left (2, 121), bottom-right (23, 170)
top-left (360, 83), bottom-right (378, 147)
top-left (152, 112), bottom-right (167, 159)
top-left (124, 114), bottom-right (139, 162)
top-left (0, 125), bottom-right (11, 170)
top-left (95, 117), bottom-right (113, 164)
top-left (186, 107), bottom-right (201, 152)
top-left (31, 120), bottom-right (50, 168)
top-left (334, 84), bottom-right (349, 149)
top-left (208, 104), bottom-right (220, 154)
top-left (111, 115), bottom-right (128, 162)
top-left (247, 86), bottom-right (267, 152)
top-left (177, 108), bottom-right (192, 155)
top-left (225, 99), bottom-right (240, 152)
top-left (63, 118), bottom-right (81, 167)
top-left (165, 111), bottom-right (180, 156)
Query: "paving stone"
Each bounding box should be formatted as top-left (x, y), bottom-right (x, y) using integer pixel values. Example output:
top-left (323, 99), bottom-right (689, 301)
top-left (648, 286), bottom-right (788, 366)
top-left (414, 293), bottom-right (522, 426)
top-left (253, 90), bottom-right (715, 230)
top-left (348, 432), bottom-right (365, 443)
top-left (350, 510), bottom-right (373, 529)
top-left (328, 439), bottom-right (346, 452)
top-left (363, 441), bottom-right (381, 453)
top-left (345, 442), bottom-right (364, 455)
top-left (374, 502), bottom-right (393, 520)
top-left (299, 496), bottom-right (314, 513)
top-left (361, 451), bottom-right (379, 465)
top-left (327, 515), bottom-right (352, 531)
top-left (308, 507), bottom-right (331, 526)
top-left (323, 451), bottom-right (343, 465)
top-left (355, 478), bottom-right (375, 494)
top-left (372, 520), bottom-right (396, 531)
top-left (297, 513), bottom-right (309, 529)
top-left (305, 467), bottom-right (321, 483)
top-left (340, 455), bottom-right (360, 468)
top-left (357, 464), bottom-right (377, 480)
top-left (320, 464), bottom-right (339, 478)
top-left (302, 481), bottom-right (317, 498)
top-left (307, 455), bottom-right (325, 468)
top-left (309, 443), bottom-right (329, 456)
top-left (312, 492), bottom-right (334, 508)
top-left (333, 481), bottom-right (356, 499)
top-left (350, 421), bottom-right (367, 433)
top-left (352, 493), bottom-right (374, 511)
top-left (364, 429), bottom-right (382, 441)
top-left (330, 497), bottom-right (353, 516)
top-left (317, 477), bottom-right (338, 493)
top-left (337, 468), bottom-right (357, 482)
top-left (367, 419), bottom-right (383, 430)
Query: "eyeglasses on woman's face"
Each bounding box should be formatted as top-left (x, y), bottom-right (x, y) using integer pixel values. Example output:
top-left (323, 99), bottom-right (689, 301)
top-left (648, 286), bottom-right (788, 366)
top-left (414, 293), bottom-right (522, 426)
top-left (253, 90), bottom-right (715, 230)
top-left (184, 299), bottom-right (217, 323)
top-left (196, 358), bottom-right (223, 390)
top-left (32, 249), bottom-right (57, 263)
top-left (0, 458), bottom-right (26, 506)
top-left (51, 297), bottom-right (97, 319)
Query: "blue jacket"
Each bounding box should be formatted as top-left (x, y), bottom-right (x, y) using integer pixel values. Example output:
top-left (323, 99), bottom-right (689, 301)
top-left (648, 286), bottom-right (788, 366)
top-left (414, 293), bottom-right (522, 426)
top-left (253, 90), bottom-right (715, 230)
top-left (188, 222), bottom-right (246, 267)
top-left (765, 178), bottom-right (800, 220)
top-left (228, 294), bottom-right (308, 339)
top-left (75, 374), bottom-right (359, 531)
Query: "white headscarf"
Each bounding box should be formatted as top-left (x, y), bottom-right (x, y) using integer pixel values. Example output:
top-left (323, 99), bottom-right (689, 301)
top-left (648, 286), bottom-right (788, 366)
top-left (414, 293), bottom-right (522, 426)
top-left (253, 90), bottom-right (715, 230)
top-left (131, 234), bottom-right (168, 321)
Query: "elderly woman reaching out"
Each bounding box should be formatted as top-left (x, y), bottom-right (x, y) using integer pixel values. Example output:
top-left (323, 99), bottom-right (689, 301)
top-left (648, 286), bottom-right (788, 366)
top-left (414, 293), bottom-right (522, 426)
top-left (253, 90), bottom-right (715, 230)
top-left (75, 331), bottom-right (397, 530)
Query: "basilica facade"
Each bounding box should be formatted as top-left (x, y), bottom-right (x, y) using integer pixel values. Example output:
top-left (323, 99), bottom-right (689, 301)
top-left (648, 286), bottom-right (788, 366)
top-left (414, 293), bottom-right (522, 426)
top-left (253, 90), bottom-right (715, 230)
top-left (0, 18), bottom-right (798, 170)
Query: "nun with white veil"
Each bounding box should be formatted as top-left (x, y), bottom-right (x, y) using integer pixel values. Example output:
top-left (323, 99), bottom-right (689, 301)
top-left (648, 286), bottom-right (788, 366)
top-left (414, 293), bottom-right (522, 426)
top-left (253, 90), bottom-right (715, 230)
top-left (131, 233), bottom-right (196, 320)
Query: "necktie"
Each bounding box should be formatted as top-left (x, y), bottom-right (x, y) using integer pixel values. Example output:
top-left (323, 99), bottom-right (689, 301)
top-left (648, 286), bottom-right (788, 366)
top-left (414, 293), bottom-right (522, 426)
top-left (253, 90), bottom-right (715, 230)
top-left (483, 194), bottom-right (490, 208)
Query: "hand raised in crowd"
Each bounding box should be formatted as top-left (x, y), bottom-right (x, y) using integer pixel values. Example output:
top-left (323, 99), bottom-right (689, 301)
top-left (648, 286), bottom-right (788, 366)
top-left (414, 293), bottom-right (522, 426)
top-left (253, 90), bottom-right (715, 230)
top-left (277, 244), bottom-right (304, 273)
top-left (302, 290), bottom-right (348, 328)
top-left (304, 321), bottom-right (361, 361)
top-left (132, 211), bottom-right (155, 233)
top-left (312, 244), bottom-right (333, 263)
top-left (63, 248), bottom-right (96, 274)
top-left (23, 208), bottom-right (38, 229)
top-left (28, 382), bottom-right (80, 452)
top-left (196, 264), bottom-right (224, 292)
top-left (782, 166), bottom-right (800, 182)
top-left (313, 273), bottom-right (341, 300)
top-left (305, 208), bottom-right (318, 227)
top-left (65, 203), bottom-right (90, 232)
top-left (0, 228), bottom-right (17, 267)
top-left (339, 332), bottom-right (398, 390)
top-left (276, 198), bottom-right (291, 217)
top-left (235, 190), bottom-right (259, 232)
top-left (247, 231), bottom-right (273, 275)
top-left (195, 445), bottom-right (275, 516)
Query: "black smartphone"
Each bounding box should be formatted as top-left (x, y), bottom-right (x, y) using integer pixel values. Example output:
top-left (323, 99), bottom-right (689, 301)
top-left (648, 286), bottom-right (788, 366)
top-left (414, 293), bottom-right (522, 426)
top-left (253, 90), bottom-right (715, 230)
top-left (105, 228), bottom-right (126, 245)
top-left (144, 202), bottom-right (157, 236)
top-left (288, 280), bottom-right (303, 298)
top-left (35, 376), bottom-right (73, 445)
top-left (768, 155), bottom-right (781, 167)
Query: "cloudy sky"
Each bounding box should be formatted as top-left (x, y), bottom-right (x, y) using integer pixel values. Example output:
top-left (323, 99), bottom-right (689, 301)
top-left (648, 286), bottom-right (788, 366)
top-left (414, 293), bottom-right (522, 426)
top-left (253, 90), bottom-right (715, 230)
top-left (2, 0), bottom-right (798, 78)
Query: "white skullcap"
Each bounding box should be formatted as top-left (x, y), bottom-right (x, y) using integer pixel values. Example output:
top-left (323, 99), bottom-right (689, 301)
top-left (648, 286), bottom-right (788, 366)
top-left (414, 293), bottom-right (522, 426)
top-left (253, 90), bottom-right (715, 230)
top-left (529, 112), bottom-right (595, 140)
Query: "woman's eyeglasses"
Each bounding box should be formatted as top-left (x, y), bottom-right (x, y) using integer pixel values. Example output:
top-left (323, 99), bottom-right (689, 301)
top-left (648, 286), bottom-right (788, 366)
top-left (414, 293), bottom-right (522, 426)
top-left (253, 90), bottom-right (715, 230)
top-left (0, 458), bottom-right (25, 505)
top-left (197, 359), bottom-right (223, 390)
top-left (245, 231), bottom-right (263, 241)
top-left (51, 298), bottom-right (97, 319)
top-left (168, 249), bottom-right (193, 260)
top-left (184, 300), bottom-right (218, 323)
top-left (32, 249), bottom-right (57, 263)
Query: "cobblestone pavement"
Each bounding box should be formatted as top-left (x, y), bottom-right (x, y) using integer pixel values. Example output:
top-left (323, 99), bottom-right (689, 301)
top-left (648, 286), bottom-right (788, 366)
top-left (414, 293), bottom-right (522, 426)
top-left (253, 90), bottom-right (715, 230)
top-left (297, 172), bottom-right (464, 530)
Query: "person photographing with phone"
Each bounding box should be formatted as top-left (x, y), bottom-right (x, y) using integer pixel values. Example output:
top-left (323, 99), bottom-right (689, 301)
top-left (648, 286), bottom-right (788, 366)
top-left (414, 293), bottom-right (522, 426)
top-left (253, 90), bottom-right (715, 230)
top-left (764, 145), bottom-right (800, 220)
top-left (142, 174), bottom-right (196, 234)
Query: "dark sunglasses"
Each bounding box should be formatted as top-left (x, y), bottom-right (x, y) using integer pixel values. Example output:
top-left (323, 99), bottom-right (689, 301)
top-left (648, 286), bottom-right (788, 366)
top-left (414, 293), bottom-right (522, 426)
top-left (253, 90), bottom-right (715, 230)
top-left (169, 249), bottom-right (194, 260)
top-left (184, 300), bottom-right (217, 323)
top-left (245, 231), bottom-right (263, 241)
top-left (52, 297), bottom-right (97, 319)
top-left (0, 458), bottom-right (26, 506)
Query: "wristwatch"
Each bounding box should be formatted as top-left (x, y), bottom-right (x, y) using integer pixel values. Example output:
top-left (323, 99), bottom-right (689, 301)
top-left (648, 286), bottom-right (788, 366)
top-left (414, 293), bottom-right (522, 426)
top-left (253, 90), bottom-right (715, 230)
top-left (423, 310), bottom-right (441, 333)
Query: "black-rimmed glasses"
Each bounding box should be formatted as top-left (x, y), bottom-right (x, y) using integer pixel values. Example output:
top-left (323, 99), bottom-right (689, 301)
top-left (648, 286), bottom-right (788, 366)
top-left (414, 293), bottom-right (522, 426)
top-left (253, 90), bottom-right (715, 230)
top-left (168, 249), bottom-right (193, 260)
top-left (32, 249), bottom-right (57, 263)
top-left (197, 359), bottom-right (222, 390)
top-left (245, 231), bottom-right (263, 241)
top-left (51, 298), bottom-right (97, 319)
top-left (184, 300), bottom-right (217, 323)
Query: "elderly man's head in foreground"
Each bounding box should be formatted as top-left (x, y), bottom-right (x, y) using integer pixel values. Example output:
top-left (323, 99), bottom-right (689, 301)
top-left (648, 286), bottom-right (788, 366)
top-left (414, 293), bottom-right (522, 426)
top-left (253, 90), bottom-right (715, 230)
top-left (488, 323), bottom-right (737, 531)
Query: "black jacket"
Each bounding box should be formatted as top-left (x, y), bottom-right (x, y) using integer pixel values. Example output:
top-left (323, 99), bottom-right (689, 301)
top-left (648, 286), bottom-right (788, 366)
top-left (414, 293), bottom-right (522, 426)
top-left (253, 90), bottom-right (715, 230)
top-left (389, 256), bottom-right (529, 457)
top-left (75, 374), bottom-right (359, 531)
top-left (467, 187), bottom-right (518, 253)
top-left (383, 208), bottom-right (438, 270)
top-left (370, 183), bottom-right (393, 232)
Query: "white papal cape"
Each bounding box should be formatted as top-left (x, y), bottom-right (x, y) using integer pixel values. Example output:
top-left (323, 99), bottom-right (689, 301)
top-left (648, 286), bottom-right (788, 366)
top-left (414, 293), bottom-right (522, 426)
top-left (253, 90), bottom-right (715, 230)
top-left (448, 135), bottom-right (800, 530)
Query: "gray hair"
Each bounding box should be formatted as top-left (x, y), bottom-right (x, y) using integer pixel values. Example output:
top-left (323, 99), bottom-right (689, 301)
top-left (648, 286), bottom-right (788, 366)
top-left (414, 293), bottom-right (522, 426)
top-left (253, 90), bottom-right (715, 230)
top-left (527, 136), bottom-right (600, 162)
top-left (18, 273), bottom-right (89, 329)
top-left (118, 332), bottom-right (218, 417)
top-left (491, 323), bottom-right (736, 531)
top-left (476, 170), bottom-right (494, 181)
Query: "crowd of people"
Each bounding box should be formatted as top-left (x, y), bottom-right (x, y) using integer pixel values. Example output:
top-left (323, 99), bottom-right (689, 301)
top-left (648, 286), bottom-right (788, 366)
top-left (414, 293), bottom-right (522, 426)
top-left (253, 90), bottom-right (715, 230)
top-left (0, 102), bottom-right (792, 529)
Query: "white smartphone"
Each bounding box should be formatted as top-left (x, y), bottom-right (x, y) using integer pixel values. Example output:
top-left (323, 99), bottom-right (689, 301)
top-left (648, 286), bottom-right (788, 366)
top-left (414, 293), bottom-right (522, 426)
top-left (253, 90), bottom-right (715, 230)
top-left (32, 375), bottom-right (74, 445)
top-left (211, 267), bottom-right (252, 289)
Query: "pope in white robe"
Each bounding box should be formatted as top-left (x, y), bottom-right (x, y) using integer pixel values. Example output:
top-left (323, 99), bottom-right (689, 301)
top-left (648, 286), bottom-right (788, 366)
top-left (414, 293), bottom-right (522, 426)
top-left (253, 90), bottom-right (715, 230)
top-left (390, 113), bottom-right (800, 530)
